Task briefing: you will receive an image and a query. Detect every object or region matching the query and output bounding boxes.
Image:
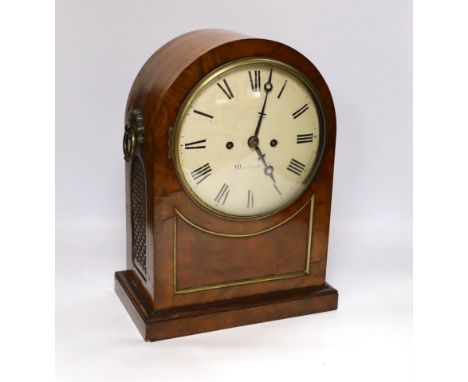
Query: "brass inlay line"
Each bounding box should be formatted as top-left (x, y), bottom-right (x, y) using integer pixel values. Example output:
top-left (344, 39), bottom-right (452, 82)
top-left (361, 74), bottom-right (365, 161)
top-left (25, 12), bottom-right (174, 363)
top-left (174, 198), bottom-right (311, 238)
top-left (305, 193), bottom-right (315, 274)
top-left (175, 271), bottom-right (307, 294)
top-left (173, 195), bottom-right (315, 294)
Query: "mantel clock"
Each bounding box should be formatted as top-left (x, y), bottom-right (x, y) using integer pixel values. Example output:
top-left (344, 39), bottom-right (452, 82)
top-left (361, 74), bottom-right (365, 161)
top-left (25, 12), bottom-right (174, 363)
top-left (115, 29), bottom-right (338, 341)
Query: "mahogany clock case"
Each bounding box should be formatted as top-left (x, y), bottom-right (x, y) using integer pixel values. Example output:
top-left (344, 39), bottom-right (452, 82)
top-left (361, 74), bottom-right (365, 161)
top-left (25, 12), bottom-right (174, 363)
top-left (115, 29), bottom-right (338, 341)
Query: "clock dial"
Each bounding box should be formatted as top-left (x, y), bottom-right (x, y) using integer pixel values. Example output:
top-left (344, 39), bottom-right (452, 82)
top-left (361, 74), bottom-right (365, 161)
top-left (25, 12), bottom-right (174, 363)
top-left (174, 58), bottom-right (325, 218)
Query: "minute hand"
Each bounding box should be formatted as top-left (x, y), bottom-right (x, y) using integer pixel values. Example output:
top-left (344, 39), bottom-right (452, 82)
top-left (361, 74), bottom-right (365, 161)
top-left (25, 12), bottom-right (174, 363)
top-left (253, 68), bottom-right (273, 137)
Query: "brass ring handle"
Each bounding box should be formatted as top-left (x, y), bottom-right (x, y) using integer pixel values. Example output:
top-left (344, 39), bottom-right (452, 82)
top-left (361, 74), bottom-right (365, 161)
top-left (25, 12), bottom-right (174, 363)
top-left (123, 125), bottom-right (136, 161)
top-left (123, 110), bottom-right (144, 161)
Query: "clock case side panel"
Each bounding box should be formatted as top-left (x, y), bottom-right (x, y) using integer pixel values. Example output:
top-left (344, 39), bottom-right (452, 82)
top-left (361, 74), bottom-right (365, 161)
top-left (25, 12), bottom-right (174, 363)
top-left (123, 119), bottom-right (154, 303)
top-left (122, 30), bottom-right (251, 305)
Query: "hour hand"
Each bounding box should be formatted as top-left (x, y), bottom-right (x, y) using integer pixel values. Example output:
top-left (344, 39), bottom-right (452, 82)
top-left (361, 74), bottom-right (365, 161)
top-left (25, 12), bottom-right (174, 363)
top-left (255, 146), bottom-right (276, 183)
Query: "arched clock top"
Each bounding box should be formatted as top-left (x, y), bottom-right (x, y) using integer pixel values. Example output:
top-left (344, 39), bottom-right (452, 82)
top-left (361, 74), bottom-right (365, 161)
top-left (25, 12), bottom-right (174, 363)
top-left (124, 30), bottom-right (335, 234)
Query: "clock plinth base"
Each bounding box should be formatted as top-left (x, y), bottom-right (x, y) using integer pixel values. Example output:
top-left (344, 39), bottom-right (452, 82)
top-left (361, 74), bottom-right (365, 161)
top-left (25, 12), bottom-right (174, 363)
top-left (115, 270), bottom-right (338, 341)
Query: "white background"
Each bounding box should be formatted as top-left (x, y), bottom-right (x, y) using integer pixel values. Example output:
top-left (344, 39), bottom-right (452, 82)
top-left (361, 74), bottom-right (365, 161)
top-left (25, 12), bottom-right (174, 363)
top-left (55, 1), bottom-right (412, 381)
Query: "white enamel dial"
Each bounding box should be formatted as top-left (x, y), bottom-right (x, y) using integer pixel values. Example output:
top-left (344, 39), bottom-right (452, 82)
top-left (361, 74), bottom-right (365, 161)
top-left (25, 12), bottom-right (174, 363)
top-left (174, 58), bottom-right (325, 218)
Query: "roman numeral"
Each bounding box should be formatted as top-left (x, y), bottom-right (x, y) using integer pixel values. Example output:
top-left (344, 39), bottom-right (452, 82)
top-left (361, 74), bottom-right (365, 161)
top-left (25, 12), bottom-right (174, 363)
top-left (296, 133), bottom-right (315, 144)
top-left (193, 110), bottom-right (213, 119)
top-left (217, 79), bottom-right (234, 100)
top-left (247, 189), bottom-right (254, 208)
top-left (277, 80), bottom-right (287, 99)
top-left (287, 159), bottom-right (306, 176)
top-left (248, 70), bottom-right (261, 92)
top-left (214, 183), bottom-right (230, 205)
top-left (292, 104), bottom-right (309, 119)
top-left (184, 139), bottom-right (206, 150)
top-left (191, 163), bottom-right (212, 184)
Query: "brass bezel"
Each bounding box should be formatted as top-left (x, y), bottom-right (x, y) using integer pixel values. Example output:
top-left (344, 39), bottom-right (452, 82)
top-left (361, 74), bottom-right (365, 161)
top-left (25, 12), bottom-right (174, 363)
top-left (172, 57), bottom-right (327, 220)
